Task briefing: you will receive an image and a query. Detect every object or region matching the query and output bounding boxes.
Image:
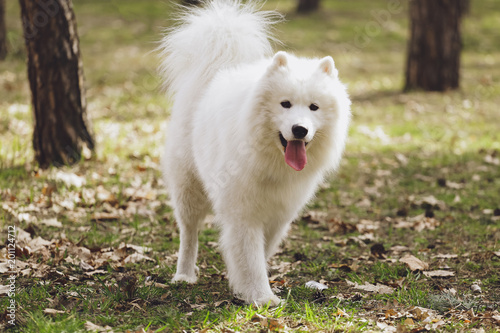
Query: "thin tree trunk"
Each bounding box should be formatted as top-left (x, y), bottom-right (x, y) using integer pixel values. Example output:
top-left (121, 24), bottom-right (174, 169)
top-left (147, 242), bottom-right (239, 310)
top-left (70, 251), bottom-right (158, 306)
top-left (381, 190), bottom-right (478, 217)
top-left (0, 0), bottom-right (7, 60)
top-left (404, 0), bottom-right (466, 92)
top-left (297, 0), bottom-right (320, 14)
top-left (19, 0), bottom-right (94, 168)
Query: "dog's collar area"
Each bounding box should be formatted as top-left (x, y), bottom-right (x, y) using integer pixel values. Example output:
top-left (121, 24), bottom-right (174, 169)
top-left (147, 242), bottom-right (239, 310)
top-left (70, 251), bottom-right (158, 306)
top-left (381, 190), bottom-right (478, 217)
top-left (279, 132), bottom-right (308, 152)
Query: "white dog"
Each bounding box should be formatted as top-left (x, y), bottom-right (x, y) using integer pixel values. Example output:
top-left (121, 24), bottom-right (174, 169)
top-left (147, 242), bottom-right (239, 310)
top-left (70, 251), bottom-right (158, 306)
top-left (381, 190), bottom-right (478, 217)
top-left (159, 0), bottom-right (351, 306)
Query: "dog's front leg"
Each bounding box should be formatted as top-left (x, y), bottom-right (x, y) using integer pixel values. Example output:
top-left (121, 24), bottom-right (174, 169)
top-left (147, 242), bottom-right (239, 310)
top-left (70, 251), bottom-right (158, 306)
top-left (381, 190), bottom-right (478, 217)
top-left (219, 223), bottom-right (280, 306)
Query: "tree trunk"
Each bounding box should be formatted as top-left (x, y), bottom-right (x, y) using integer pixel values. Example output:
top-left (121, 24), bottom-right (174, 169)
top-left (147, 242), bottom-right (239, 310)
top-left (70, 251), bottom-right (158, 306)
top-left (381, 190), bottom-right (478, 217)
top-left (404, 0), bottom-right (466, 92)
top-left (297, 0), bottom-right (320, 14)
top-left (19, 0), bottom-right (94, 168)
top-left (459, 0), bottom-right (470, 16)
top-left (0, 0), bottom-right (7, 60)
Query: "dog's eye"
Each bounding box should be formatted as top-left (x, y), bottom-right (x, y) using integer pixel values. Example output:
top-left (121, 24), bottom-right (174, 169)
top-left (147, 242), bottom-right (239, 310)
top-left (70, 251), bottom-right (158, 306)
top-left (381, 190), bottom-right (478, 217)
top-left (309, 103), bottom-right (319, 111)
top-left (280, 101), bottom-right (292, 109)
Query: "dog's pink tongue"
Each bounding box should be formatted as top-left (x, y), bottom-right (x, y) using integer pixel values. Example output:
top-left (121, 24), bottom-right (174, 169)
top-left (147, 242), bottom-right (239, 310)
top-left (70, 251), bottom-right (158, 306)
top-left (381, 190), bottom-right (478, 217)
top-left (285, 140), bottom-right (307, 171)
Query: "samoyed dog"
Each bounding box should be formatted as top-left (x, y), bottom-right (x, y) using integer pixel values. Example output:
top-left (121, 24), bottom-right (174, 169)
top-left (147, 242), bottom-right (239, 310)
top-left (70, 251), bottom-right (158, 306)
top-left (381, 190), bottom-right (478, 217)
top-left (159, 0), bottom-right (351, 306)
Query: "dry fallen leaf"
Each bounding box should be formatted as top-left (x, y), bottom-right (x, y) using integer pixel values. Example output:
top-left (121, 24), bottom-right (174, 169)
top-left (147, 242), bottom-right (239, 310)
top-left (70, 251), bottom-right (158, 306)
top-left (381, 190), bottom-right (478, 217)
top-left (347, 280), bottom-right (394, 294)
top-left (426, 319), bottom-right (446, 330)
top-left (412, 195), bottom-right (446, 210)
top-left (39, 218), bottom-right (63, 228)
top-left (53, 170), bottom-right (86, 188)
top-left (68, 245), bottom-right (92, 261)
top-left (251, 314), bottom-right (284, 331)
top-left (0, 261), bottom-right (11, 274)
top-left (376, 322), bottom-right (397, 332)
top-left (409, 306), bottom-right (442, 323)
top-left (356, 197), bottom-right (372, 209)
top-left (431, 253), bottom-right (458, 259)
top-left (334, 308), bottom-right (348, 317)
top-left (484, 154), bottom-right (500, 165)
top-left (80, 261), bottom-right (95, 271)
top-left (190, 303), bottom-right (207, 310)
top-left (120, 243), bottom-right (152, 254)
top-left (423, 270), bottom-right (455, 278)
top-left (84, 320), bottom-right (113, 332)
top-left (305, 281), bottom-right (328, 290)
top-left (43, 308), bottom-right (65, 315)
top-left (91, 212), bottom-right (121, 221)
top-left (394, 214), bottom-right (440, 232)
top-left (96, 185), bottom-right (118, 205)
top-left (385, 308), bottom-right (398, 318)
top-left (328, 218), bottom-right (357, 235)
top-left (404, 318), bottom-right (414, 326)
top-left (18, 212), bottom-right (36, 223)
top-left (356, 219), bottom-right (380, 233)
top-left (84, 270), bottom-right (108, 277)
top-left (251, 313), bottom-right (268, 327)
top-left (28, 237), bottom-right (53, 252)
top-left (422, 195), bottom-right (446, 210)
top-left (445, 181), bottom-right (464, 189)
top-left (395, 153), bottom-right (408, 166)
top-left (390, 245), bottom-right (410, 253)
top-left (41, 183), bottom-right (57, 197)
top-left (400, 254), bottom-right (429, 271)
top-left (268, 318), bottom-right (284, 331)
top-left (470, 284), bottom-right (482, 293)
top-left (16, 228), bottom-right (32, 243)
top-left (123, 253), bottom-right (155, 264)
top-left (0, 285), bottom-right (11, 295)
top-left (269, 260), bottom-right (294, 275)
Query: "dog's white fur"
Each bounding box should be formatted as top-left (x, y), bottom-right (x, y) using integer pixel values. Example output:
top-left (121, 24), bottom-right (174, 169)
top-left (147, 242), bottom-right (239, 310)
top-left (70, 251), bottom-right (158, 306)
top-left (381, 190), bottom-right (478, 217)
top-left (159, 0), bottom-right (351, 306)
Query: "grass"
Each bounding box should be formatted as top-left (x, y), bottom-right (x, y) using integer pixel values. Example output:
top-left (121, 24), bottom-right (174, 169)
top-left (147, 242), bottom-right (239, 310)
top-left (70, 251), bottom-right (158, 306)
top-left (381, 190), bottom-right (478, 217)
top-left (1, 0), bottom-right (500, 332)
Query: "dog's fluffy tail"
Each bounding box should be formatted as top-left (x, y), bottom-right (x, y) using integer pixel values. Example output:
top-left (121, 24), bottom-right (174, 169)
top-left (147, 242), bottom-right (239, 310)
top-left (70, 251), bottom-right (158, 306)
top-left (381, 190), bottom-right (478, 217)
top-left (158, 0), bottom-right (280, 98)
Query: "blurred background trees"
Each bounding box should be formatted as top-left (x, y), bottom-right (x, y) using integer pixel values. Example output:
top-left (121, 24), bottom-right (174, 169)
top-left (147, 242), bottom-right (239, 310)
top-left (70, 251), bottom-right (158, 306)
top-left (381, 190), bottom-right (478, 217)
top-left (0, 0), bottom-right (489, 170)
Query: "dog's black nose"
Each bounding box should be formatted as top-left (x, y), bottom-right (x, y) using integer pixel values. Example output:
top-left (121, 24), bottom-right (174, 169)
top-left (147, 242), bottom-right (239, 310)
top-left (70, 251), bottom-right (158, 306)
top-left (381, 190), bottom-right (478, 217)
top-left (292, 125), bottom-right (308, 139)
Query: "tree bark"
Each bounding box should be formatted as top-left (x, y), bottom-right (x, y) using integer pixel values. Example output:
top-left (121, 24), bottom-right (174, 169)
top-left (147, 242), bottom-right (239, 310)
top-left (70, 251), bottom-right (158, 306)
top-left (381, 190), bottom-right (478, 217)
top-left (459, 0), bottom-right (470, 16)
top-left (404, 0), bottom-right (466, 92)
top-left (297, 0), bottom-right (320, 14)
top-left (19, 0), bottom-right (94, 168)
top-left (0, 0), bottom-right (7, 60)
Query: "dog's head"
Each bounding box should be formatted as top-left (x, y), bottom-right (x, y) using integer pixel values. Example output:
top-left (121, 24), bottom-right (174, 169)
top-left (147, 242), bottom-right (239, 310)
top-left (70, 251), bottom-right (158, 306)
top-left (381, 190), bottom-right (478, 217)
top-left (259, 51), bottom-right (351, 171)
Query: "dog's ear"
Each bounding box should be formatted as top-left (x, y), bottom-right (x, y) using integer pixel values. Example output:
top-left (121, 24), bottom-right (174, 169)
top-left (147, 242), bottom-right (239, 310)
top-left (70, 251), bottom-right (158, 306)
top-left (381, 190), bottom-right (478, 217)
top-left (270, 51), bottom-right (288, 69)
top-left (318, 56), bottom-right (338, 78)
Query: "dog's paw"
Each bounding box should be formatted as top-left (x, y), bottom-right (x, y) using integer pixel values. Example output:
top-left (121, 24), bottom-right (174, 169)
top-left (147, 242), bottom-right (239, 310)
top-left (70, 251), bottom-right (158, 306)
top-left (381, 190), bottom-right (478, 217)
top-left (252, 294), bottom-right (281, 307)
top-left (171, 273), bottom-right (197, 284)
